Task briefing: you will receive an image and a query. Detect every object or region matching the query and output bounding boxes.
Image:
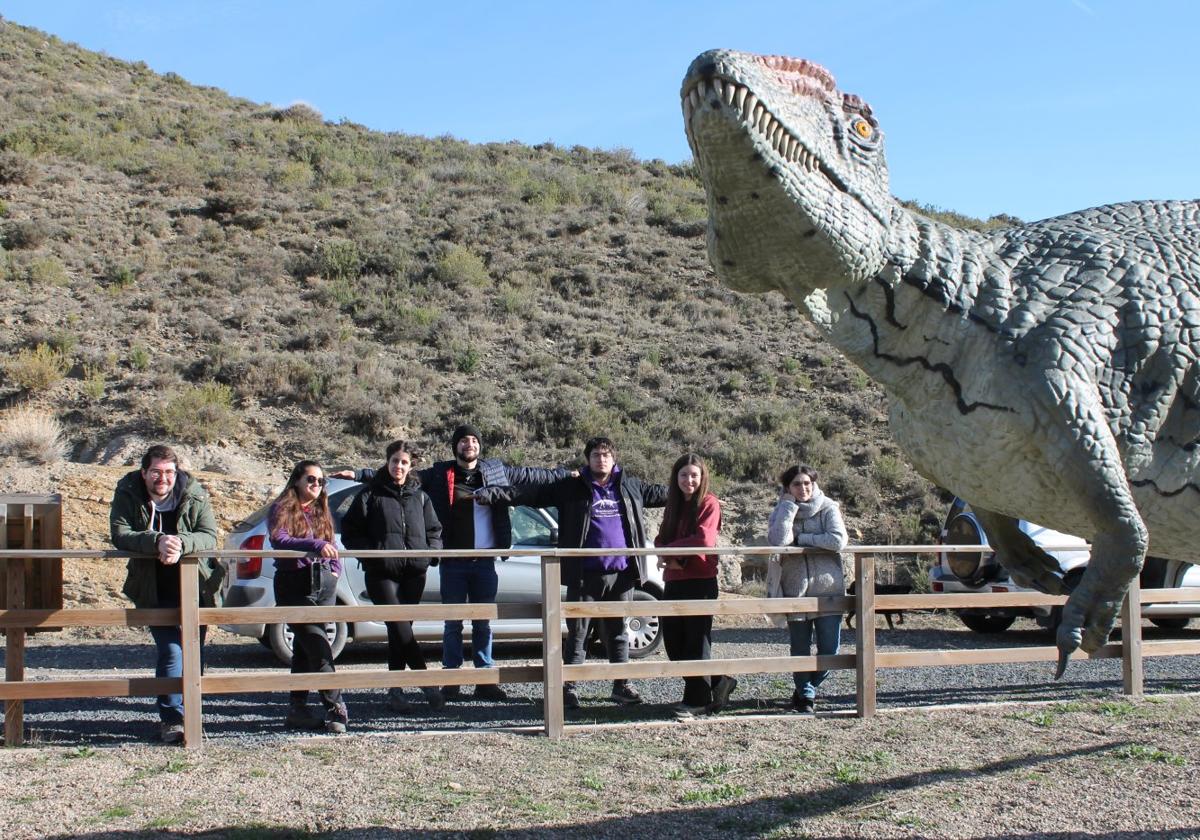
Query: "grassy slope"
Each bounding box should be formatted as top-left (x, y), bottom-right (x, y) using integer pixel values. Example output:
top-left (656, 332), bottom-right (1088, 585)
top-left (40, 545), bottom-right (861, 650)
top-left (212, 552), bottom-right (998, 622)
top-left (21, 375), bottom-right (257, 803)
top-left (0, 19), bottom-right (990, 550)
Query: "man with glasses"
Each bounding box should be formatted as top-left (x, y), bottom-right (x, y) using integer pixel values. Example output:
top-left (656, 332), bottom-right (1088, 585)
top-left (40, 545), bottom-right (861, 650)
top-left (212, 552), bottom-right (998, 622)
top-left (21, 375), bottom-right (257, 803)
top-left (110, 444), bottom-right (221, 744)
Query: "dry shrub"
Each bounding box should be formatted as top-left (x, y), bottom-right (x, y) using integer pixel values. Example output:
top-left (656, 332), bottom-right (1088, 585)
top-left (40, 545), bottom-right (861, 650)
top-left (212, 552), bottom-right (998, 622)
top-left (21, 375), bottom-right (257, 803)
top-left (6, 343), bottom-right (68, 391)
top-left (158, 382), bottom-right (239, 443)
top-left (0, 406), bottom-right (67, 464)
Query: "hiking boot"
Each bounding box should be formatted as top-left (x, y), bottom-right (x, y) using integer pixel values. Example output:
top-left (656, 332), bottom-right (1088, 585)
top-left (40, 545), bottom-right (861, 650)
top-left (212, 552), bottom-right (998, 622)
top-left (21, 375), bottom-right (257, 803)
top-left (609, 681), bottom-right (643, 705)
top-left (325, 702), bottom-right (349, 734)
top-left (563, 685), bottom-right (580, 709)
top-left (473, 684), bottom-right (508, 702)
top-left (422, 686), bottom-right (445, 710)
top-left (160, 722), bottom-right (184, 745)
top-left (791, 692), bottom-right (815, 715)
top-left (285, 702), bottom-right (324, 730)
top-left (440, 684), bottom-right (462, 701)
top-left (707, 676), bottom-right (738, 714)
top-left (388, 687), bottom-right (414, 714)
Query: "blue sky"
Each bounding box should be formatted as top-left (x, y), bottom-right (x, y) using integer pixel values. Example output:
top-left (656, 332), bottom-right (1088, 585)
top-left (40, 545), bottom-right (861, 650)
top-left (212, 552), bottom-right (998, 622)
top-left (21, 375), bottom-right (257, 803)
top-left (3, 0), bottom-right (1197, 222)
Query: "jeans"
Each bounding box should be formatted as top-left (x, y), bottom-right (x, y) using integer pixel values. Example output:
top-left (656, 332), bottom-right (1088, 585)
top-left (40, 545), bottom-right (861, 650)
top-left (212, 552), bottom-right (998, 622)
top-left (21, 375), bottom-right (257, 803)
top-left (789, 615), bottom-right (842, 699)
top-left (565, 569), bottom-right (635, 675)
top-left (439, 558), bottom-right (498, 670)
top-left (148, 623), bottom-right (207, 724)
top-left (366, 563), bottom-right (429, 672)
top-left (274, 565), bottom-right (342, 711)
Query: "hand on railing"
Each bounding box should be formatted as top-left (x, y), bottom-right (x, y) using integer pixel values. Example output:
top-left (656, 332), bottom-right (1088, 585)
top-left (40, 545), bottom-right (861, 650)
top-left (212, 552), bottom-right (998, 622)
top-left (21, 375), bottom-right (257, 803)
top-left (157, 535), bottom-right (183, 565)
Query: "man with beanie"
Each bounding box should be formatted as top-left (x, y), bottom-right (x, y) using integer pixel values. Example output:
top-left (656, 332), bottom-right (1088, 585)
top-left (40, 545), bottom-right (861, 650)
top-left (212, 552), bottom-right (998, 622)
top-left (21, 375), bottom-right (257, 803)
top-left (338, 424), bottom-right (570, 701)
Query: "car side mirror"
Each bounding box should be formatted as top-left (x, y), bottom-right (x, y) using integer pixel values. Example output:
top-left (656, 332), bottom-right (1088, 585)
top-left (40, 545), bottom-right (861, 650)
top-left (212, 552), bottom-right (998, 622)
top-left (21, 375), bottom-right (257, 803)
top-left (550, 527), bottom-right (559, 546)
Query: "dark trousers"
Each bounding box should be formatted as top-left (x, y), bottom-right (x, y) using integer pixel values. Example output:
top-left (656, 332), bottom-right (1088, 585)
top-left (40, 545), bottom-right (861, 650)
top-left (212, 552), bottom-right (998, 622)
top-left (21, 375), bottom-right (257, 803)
top-left (565, 569), bottom-right (635, 681)
top-left (274, 566), bottom-right (342, 710)
top-left (366, 565), bottom-right (429, 671)
top-left (662, 576), bottom-right (723, 707)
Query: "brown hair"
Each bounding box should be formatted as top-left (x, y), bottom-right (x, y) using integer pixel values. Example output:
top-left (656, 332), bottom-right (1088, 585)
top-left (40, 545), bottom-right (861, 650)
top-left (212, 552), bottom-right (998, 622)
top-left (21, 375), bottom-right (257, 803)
top-left (270, 460), bottom-right (334, 543)
top-left (657, 453), bottom-right (710, 543)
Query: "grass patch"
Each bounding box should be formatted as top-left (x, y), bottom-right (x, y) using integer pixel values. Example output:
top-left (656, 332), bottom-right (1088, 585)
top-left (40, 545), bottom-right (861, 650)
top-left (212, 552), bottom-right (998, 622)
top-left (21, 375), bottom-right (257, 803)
top-left (158, 381), bottom-right (239, 443)
top-left (1110, 744), bottom-right (1186, 766)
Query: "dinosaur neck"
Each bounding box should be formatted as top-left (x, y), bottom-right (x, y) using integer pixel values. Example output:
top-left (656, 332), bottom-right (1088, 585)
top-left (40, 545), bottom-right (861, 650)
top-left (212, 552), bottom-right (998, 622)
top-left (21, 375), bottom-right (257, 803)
top-left (805, 207), bottom-right (1002, 396)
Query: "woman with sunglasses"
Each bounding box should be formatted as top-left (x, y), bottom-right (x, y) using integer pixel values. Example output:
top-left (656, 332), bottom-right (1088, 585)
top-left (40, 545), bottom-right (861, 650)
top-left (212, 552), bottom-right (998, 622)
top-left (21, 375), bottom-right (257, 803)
top-left (766, 464), bottom-right (848, 714)
top-left (268, 460), bottom-right (348, 733)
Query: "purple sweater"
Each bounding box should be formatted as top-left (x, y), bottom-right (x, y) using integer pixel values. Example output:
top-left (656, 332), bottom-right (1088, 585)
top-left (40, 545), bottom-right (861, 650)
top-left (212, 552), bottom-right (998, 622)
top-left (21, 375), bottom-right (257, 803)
top-left (268, 502), bottom-right (341, 575)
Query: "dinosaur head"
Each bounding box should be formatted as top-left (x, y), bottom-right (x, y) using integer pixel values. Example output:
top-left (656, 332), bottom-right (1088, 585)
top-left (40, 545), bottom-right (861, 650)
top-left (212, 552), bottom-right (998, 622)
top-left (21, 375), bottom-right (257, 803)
top-left (682, 50), bottom-right (893, 296)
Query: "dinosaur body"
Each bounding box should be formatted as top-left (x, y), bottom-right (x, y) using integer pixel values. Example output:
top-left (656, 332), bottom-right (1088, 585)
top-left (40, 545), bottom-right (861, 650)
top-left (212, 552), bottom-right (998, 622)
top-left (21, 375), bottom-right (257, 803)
top-left (681, 50), bottom-right (1200, 669)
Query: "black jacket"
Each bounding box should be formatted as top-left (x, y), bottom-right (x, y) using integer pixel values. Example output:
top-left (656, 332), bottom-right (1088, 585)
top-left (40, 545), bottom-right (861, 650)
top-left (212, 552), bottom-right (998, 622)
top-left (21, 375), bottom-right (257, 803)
top-left (357, 459), bottom-right (568, 550)
top-left (477, 469), bottom-right (668, 588)
top-left (340, 472), bottom-right (443, 577)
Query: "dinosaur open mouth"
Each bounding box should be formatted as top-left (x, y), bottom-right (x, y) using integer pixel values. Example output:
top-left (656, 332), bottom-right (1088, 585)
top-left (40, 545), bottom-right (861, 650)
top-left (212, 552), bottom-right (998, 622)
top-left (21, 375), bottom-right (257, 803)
top-left (682, 77), bottom-right (850, 195)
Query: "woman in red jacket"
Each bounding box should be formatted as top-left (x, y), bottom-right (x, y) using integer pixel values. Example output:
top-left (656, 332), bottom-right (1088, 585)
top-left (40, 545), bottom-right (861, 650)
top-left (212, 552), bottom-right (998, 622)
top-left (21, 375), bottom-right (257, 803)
top-left (655, 453), bottom-right (735, 719)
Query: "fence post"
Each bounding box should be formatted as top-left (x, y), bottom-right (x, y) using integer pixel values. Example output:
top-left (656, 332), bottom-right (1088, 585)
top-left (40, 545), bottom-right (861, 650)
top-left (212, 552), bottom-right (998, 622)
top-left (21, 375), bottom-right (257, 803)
top-left (540, 553), bottom-right (564, 739)
top-left (1120, 574), bottom-right (1143, 698)
top-left (4, 553), bottom-right (25, 747)
top-left (854, 552), bottom-right (877, 718)
top-left (179, 556), bottom-right (204, 750)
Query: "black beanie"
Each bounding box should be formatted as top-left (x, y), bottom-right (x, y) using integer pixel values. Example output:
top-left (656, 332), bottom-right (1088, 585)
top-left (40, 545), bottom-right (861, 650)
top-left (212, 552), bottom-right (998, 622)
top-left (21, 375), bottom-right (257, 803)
top-left (451, 424), bottom-right (483, 453)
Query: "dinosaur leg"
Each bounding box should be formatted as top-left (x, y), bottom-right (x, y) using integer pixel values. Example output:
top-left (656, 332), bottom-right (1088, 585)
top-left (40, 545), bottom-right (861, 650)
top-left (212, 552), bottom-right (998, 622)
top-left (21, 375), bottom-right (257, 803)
top-left (969, 508), bottom-right (1069, 595)
top-left (1034, 376), bottom-right (1148, 676)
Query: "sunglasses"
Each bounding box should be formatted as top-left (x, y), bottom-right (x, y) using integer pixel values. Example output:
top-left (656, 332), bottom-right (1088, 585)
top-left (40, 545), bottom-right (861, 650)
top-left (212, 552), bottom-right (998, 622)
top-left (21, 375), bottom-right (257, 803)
top-left (303, 476), bottom-right (327, 487)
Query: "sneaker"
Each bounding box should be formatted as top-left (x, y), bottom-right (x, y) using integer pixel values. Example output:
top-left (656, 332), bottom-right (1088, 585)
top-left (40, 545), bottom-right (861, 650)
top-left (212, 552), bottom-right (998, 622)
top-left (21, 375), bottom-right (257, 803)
top-left (791, 692), bottom-right (815, 715)
top-left (285, 704), bottom-right (324, 730)
top-left (325, 703), bottom-right (349, 734)
top-left (422, 686), bottom-right (445, 710)
top-left (671, 703), bottom-right (705, 721)
top-left (388, 687), bottom-right (414, 714)
top-left (707, 676), bottom-right (738, 714)
top-left (441, 684), bottom-right (463, 701)
top-left (473, 684), bottom-right (508, 702)
top-left (609, 682), bottom-right (643, 705)
top-left (563, 686), bottom-right (580, 709)
top-left (160, 722), bottom-right (184, 745)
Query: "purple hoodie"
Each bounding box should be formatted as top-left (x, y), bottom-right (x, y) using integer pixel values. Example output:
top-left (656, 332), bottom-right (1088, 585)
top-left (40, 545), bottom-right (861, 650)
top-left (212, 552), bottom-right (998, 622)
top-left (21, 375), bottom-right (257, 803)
top-left (268, 502), bottom-right (342, 576)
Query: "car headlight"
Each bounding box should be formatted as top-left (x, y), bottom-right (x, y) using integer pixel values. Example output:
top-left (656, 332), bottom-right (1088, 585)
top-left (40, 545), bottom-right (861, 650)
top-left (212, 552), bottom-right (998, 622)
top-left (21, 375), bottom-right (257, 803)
top-left (944, 513), bottom-right (996, 586)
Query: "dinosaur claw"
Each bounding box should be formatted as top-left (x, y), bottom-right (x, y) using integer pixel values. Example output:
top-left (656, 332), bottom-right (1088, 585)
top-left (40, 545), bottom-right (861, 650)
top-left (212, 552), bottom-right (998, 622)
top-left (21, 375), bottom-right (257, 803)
top-left (1054, 650), bottom-right (1070, 680)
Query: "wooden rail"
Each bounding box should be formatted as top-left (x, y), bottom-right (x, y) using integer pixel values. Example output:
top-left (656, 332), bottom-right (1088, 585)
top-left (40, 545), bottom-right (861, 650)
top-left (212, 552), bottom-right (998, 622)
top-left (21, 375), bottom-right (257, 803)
top-left (2, 545), bottom-right (1198, 748)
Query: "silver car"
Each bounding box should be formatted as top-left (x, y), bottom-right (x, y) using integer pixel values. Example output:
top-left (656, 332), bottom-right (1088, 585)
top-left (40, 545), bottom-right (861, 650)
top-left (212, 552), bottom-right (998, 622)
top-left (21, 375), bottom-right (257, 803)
top-left (218, 478), bottom-right (665, 662)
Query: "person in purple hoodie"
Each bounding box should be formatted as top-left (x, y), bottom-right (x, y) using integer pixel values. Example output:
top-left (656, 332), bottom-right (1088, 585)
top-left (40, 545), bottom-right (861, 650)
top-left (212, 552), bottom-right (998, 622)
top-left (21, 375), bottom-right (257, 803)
top-left (474, 437), bottom-right (667, 709)
top-left (268, 460), bottom-right (349, 734)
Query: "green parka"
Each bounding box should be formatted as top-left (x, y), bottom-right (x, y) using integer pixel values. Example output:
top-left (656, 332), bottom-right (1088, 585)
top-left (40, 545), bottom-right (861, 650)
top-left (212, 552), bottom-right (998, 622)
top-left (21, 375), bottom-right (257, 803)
top-left (109, 469), bottom-right (223, 608)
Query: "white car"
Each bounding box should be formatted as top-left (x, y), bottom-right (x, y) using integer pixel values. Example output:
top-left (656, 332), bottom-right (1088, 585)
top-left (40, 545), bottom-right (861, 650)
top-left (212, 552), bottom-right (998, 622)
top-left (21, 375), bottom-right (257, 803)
top-left (932, 498), bottom-right (1200, 633)
top-left (219, 478), bottom-right (665, 662)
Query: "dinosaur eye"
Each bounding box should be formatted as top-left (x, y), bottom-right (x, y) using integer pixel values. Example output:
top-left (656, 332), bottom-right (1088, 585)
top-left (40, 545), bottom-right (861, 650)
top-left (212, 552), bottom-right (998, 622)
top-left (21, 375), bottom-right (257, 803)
top-left (852, 119), bottom-right (873, 140)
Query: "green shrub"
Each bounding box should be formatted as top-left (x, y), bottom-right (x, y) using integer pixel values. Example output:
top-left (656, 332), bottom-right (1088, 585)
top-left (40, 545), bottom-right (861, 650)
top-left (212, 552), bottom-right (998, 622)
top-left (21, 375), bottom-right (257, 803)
top-left (81, 365), bottom-right (105, 401)
top-left (316, 238), bottom-right (361, 281)
top-left (435, 245), bottom-right (490, 288)
top-left (158, 382), bottom-right (239, 443)
top-left (6, 344), bottom-right (68, 391)
top-left (104, 263), bottom-right (138, 290)
top-left (129, 345), bottom-right (151, 370)
top-left (26, 255), bottom-right (69, 286)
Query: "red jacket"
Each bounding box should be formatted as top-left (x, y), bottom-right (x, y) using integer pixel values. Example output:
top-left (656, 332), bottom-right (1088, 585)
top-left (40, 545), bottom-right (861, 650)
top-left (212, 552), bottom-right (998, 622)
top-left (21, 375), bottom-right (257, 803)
top-left (654, 493), bottom-right (721, 581)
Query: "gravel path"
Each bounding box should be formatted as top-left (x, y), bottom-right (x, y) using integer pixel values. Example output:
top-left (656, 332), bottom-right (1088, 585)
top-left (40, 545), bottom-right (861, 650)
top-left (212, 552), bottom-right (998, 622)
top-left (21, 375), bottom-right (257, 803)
top-left (6, 613), bottom-right (1199, 746)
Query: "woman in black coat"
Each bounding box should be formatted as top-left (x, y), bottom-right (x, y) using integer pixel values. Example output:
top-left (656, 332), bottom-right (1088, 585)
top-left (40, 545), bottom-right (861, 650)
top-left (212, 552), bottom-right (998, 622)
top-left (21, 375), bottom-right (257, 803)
top-left (340, 439), bottom-right (444, 712)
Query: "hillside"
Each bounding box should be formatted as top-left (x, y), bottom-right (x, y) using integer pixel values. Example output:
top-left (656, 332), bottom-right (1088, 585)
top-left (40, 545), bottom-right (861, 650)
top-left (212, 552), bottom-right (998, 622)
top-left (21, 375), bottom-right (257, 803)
top-left (0, 18), bottom-right (986, 555)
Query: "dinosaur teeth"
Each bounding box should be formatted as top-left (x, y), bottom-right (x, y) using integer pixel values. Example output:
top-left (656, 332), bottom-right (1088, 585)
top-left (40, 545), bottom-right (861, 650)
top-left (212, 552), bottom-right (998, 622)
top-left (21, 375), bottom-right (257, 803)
top-left (744, 93), bottom-right (758, 122)
top-left (723, 82), bottom-right (736, 106)
top-left (710, 79), bottom-right (722, 101)
top-left (689, 88), bottom-right (701, 112)
top-left (734, 86), bottom-right (747, 110)
top-left (696, 80), bottom-right (708, 100)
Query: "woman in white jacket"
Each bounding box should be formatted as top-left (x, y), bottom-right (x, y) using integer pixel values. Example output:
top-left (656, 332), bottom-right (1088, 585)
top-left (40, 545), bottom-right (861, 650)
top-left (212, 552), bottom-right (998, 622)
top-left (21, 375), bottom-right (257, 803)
top-left (766, 464), bottom-right (848, 713)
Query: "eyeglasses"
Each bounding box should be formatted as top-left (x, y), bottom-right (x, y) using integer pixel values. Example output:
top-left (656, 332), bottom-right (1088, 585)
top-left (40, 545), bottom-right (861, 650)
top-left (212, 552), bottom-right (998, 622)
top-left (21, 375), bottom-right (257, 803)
top-left (148, 469), bottom-right (176, 479)
top-left (303, 476), bottom-right (327, 487)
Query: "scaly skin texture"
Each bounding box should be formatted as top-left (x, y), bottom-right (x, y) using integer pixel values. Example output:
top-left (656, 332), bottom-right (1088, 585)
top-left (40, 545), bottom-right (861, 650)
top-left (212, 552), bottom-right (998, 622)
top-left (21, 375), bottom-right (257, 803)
top-left (682, 49), bottom-right (1200, 672)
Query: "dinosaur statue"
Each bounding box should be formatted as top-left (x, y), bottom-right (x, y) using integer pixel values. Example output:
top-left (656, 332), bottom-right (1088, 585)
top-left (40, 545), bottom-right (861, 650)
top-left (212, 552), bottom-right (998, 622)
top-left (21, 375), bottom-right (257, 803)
top-left (681, 49), bottom-right (1200, 675)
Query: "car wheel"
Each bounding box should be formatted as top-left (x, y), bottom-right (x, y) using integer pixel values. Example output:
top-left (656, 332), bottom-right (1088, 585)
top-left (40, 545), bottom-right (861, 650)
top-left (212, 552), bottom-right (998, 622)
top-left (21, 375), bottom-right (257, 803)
top-left (958, 613), bottom-right (1016, 634)
top-left (1149, 617), bottom-right (1191, 630)
top-left (585, 588), bottom-right (663, 660)
top-left (267, 617), bottom-right (349, 666)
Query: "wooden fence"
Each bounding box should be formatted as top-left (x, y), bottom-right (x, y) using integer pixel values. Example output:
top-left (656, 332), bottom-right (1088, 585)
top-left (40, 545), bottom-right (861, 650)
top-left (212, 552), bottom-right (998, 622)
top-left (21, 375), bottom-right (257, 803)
top-left (2, 545), bottom-right (1199, 750)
